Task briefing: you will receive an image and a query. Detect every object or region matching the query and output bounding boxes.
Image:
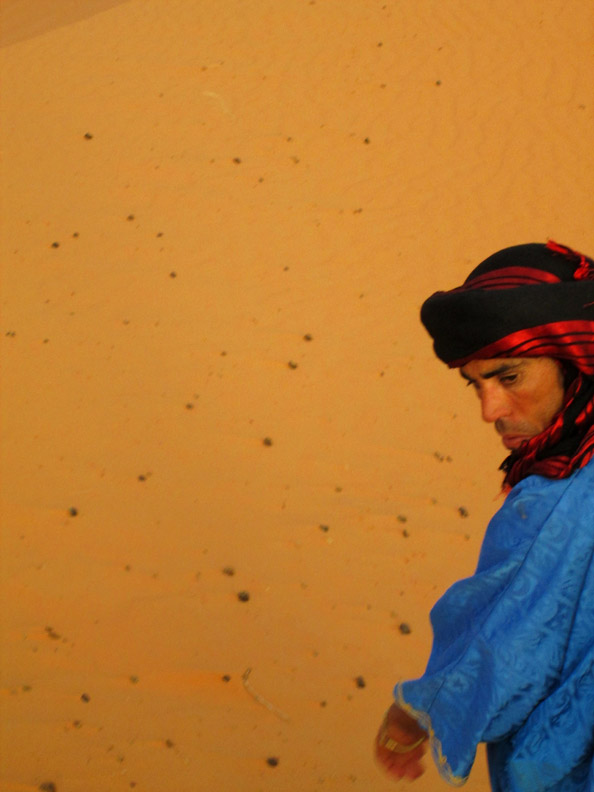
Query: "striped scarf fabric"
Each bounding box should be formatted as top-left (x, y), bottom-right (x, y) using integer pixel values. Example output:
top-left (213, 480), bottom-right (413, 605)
top-left (421, 241), bottom-right (594, 488)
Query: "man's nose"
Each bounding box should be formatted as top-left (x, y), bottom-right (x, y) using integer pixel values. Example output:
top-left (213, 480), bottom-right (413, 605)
top-left (479, 387), bottom-right (511, 423)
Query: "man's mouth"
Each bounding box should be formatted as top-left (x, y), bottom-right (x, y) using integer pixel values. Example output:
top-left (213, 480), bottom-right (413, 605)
top-left (501, 434), bottom-right (530, 451)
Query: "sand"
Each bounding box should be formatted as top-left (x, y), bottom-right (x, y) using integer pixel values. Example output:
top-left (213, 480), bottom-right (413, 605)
top-left (1, 1), bottom-right (593, 790)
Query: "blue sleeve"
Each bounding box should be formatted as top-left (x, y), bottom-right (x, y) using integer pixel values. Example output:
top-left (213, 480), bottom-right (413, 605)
top-left (396, 468), bottom-right (594, 785)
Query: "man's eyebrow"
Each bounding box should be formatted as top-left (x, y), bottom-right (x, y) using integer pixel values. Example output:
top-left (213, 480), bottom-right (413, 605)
top-left (460, 363), bottom-right (523, 382)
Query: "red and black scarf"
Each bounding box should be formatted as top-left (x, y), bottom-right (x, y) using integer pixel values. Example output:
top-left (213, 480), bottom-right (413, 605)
top-left (421, 241), bottom-right (594, 488)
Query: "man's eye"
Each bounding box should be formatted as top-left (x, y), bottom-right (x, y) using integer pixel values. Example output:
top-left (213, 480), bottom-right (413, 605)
top-left (500, 375), bottom-right (517, 385)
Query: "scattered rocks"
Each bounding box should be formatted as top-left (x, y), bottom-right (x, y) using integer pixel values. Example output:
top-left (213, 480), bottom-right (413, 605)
top-left (266, 757), bottom-right (279, 767)
top-left (84, 132), bottom-right (93, 139)
top-left (237, 591), bottom-right (250, 602)
top-left (288, 361), bottom-right (298, 369)
top-left (303, 333), bottom-right (313, 341)
top-left (222, 674), bottom-right (231, 682)
top-left (263, 437), bottom-right (273, 446)
top-left (51, 242), bottom-right (60, 248)
top-left (39, 783), bottom-right (57, 792)
top-left (80, 693), bottom-right (91, 703)
top-left (129, 676), bottom-right (139, 684)
top-left (354, 675), bottom-right (366, 688)
top-left (319, 524), bottom-right (329, 533)
top-left (458, 506), bottom-right (469, 518)
top-left (68, 507), bottom-right (78, 517)
top-left (222, 566), bottom-right (235, 576)
top-left (399, 623), bottom-right (412, 635)
top-left (164, 739), bottom-right (175, 749)
top-left (397, 514), bottom-right (407, 523)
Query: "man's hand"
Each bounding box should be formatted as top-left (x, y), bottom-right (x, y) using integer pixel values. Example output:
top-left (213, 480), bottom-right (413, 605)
top-left (374, 703), bottom-right (428, 781)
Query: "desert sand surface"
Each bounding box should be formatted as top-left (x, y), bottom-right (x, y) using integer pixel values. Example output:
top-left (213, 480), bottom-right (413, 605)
top-left (1, 1), bottom-right (593, 791)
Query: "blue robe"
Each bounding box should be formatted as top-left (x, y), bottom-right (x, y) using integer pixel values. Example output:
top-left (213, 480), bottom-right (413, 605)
top-left (396, 460), bottom-right (594, 790)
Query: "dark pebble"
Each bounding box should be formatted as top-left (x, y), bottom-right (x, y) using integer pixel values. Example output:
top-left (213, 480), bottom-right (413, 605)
top-left (266, 757), bottom-right (279, 767)
top-left (222, 674), bottom-right (231, 682)
top-left (303, 333), bottom-right (313, 341)
top-left (165, 739), bottom-right (175, 748)
top-left (39, 784), bottom-right (57, 792)
top-left (68, 507), bottom-right (78, 517)
top-left (397, 514), bottom-right (407, 523)
top-left (288, 361), bottom-right (298, 369)
top-left (51, 242), bottom-right (60, 248)
top-left (233, 157), bottom-right (242, 164)
top-left (222, 566), bottom-right (235, 576)
top-left (84, 132), bottom-right (93, 139)
top-left (80, 693), bottom-right (91, 702)
top-left (263, 437), bottom-right (273, 446)
top-left (126, 214), bottom-right (135, 221)
top-left (458, 506), bottom-right (469, 518)
top-left (402, 529), bottom-right (410, 538)
top-left (319, 524), bottom-right (329, 532)
top-left (399, 623), bottom-right (411, 635)
top-left (355, 675), bottom-right (366, 688)
top-left (169, 271), bottom-right (177, 278)
top-left (237, 591), bottom-right (250, 602)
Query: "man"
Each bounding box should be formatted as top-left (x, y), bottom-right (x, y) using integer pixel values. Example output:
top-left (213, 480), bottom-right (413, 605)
top-left (374, 241), bottom-right (594, 790)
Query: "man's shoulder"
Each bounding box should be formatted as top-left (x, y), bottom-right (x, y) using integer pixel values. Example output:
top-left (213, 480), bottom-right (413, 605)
top-left (510, 456), bottom-right (594, 498)
top-left (498, 458), bottom-right (594, 530)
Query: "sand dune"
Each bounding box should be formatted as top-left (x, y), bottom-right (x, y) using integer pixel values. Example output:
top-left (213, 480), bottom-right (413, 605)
top-left (1, 1), bottom-right (593, 790)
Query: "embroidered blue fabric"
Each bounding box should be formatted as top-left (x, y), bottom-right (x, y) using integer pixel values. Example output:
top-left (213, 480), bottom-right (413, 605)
top-left (396, 460), bottom-right (594, 791)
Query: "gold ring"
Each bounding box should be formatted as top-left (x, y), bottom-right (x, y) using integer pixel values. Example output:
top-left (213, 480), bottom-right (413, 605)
top-left (379, 730), bottom-right (425, 754)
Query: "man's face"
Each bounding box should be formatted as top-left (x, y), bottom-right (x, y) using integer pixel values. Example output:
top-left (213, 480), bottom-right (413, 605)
top-left (460, 357), bottom-right (565, 451)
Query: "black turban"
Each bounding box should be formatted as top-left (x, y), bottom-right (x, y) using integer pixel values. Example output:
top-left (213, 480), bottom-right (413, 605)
top-left (421, 241), bottom-right (594, 375)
